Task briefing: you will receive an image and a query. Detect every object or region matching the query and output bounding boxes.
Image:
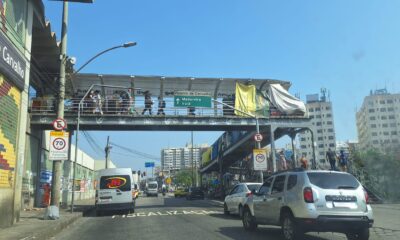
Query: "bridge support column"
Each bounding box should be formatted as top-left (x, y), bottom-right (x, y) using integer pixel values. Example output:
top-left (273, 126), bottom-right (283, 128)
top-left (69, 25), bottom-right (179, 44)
top-left (310, 128), bottom-right (317, 169)
top-left (290, 132), bottom-right (297, 168)
top-left (270, 125), bottom-right (277, 172)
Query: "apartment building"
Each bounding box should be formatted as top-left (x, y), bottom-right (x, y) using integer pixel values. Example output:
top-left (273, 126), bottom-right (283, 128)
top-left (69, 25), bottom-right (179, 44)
top-left (298, 91), bottom-right (336, 169)
top-left (356, 89), bottom-right (400, 152)
top-left (161, 144), bottom-right (208, 171)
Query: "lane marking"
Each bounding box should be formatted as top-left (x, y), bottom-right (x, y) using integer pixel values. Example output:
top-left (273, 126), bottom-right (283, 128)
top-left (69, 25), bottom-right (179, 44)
top-left (112, 209), bottom-right (223, 219)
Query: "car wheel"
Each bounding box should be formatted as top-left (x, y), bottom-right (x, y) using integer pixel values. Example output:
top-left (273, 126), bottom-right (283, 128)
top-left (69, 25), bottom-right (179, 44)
top-left (223, 203), bottom-right (230, 215)
top-left (346, 228), bottom-right (370, 240)
top-left (281, 212), bottom-right (302, 240)
top-left (238, 205), bottom-right (243, 218)
top-left (242, 208), bottom-right (257, 231)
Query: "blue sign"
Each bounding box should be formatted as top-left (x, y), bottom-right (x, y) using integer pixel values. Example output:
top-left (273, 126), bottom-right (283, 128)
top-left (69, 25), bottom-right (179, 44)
top-left (145, 162), bottom-right (155, 168)
top-left (40, 170), bottom-right (52, 183)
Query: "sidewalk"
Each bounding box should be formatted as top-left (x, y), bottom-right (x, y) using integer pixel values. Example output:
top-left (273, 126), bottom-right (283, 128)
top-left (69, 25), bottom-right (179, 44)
top-left (0, 198), bottom-right (95, 240)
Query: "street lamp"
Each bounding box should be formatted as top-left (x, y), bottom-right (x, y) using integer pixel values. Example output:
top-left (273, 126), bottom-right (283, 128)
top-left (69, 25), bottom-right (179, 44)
top-left (72, 42), bottom-right (137, 76)
top-left (212, 99), bottom-right (264, 183)
top-left (68, 42), bottom-right (137, 213)
top-left (71, 84), bottom-right (140, 213)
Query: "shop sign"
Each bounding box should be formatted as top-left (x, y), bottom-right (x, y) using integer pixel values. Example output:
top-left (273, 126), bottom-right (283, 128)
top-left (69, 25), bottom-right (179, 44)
top-left (0, 32), bottom-right (26, 89)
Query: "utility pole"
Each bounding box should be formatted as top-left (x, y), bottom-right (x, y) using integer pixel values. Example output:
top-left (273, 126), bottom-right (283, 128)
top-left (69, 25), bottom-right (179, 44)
top-left (51, 1), bottom-right (68, 208)
top-left (105, 136), bottom-right (111, 169)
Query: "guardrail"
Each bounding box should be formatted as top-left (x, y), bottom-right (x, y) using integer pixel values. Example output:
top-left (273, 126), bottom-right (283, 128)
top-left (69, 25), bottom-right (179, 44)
top-left (29, 97), bottom-right (306, 118)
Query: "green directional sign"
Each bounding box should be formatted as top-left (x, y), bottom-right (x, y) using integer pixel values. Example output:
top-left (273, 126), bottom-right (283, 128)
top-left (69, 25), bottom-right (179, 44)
top-left (174, 95), bottom-right (212, 107)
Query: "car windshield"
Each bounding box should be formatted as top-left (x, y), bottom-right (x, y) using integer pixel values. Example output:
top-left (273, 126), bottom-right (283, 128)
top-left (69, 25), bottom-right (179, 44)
top-left (307, 172), bottom-right (360, 189)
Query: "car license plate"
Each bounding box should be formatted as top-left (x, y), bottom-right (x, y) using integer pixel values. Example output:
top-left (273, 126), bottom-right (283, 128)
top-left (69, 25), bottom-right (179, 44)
top-left (333, 202), bottom-right (355, 208)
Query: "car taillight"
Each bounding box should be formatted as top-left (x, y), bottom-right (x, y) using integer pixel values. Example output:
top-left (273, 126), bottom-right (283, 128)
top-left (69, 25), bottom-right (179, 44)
top-left (364, 189), bottom-right (369, 203)
top-left (246, 192), bottom-right (252, 197)
top-left (303, 187), bottom-right (314, 203)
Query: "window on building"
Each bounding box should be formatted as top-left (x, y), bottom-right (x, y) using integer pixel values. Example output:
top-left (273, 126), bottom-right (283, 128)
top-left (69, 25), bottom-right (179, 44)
top-left (380, 108), bottom-right (386, 112)
top-left (300, 138), bottom-right (306, 141)
top-left (328, 128), bottom-right (334, 132)
top-left (316, 115), bottom-right (321, 119)
top-left (318, 144), bottom-right (324, 148)
top-left (393, 139), bottom-right (399, 144)
top-left (326, 113), bottom-right (332, 118)
top-left (316, 122), bottom-right (322, 126)
top-left (388, 107), bottom-right (394, 111)
top-left (371, 124), bottom-right (377, 128)
top-left (369, 109), bottom-right (375, 113)
top-left (301, 145), bottom-right (307, 149)
top-left (328, 136), bottom-right (334, 140)
top-left (318, 137), bottom-right (323, 141)
top-left (387, 99), bottom-right (394, 104)
top-left (382, 123), bottom-right (388, 128)
top-left (326, 106), bottom-right (331, 110)
top-left (309, 108), bottom-right (314, 112)
top-left (327, 121), bottom-right (333, 125)
top-left (391, 131), bottom-right (397, 135)
top-left (389, 115), bottom-right (395, 119)
top-left (329, 143), bottom-right (335, 147)
top-left (317, 129), bottom-right (322, 133)
top-left (381, 116), bottom-right (387, 120)
top-left (379, 100), bottom-right (385, 104)
top-left (372, 132), bottom-right (378, 136)
top-left (315, 108), bottom-right (321, 111)
top-left (369, 116), bottom-right (376, 120)
top-left (383, 132), bottom-right (389, 136)
top-left (373, 140), bottom-right (379, 144)
top-left (319, 152), bottom-right (324, 156)
top-left (390, 123), bottom-right (396, 127)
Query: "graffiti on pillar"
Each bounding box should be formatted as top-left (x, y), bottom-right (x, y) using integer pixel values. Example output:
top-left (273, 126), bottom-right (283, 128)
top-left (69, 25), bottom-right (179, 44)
top-left (0, 75), bottom-right (21, 188)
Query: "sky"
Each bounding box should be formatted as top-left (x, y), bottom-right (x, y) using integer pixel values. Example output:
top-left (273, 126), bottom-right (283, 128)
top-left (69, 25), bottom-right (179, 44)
top-left (42, 0), bottom-right (400, 171)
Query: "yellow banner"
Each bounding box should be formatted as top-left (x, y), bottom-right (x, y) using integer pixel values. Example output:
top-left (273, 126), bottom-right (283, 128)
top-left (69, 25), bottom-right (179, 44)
top-left (50, 131), bottom-right (69, 137)
top-left (234, 83), bottom-right (256, 116)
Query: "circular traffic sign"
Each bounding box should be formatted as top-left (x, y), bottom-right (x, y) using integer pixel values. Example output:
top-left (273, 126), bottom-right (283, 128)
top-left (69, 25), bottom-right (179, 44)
top-left (254, 133), bottom-right (263, 142)
top-left (255, 153), bottom-right (265, 163)
top-left (52, 137), bottom-right (66, 150)
top-left (52, 118), bottom-right (67, 131)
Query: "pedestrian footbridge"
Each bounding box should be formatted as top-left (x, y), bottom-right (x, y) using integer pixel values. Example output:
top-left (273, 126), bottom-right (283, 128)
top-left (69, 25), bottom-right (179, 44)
top-left (29, 73), bottom-right (315, 172)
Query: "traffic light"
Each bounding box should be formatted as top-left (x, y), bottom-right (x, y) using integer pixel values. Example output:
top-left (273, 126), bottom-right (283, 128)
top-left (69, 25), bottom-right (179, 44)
top-left (143, 171), bottom-right (146, 177)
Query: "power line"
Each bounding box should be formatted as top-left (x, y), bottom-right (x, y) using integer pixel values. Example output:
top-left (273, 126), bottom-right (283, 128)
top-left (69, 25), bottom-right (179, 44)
top-left (110, 141), bottom-right (160, 161)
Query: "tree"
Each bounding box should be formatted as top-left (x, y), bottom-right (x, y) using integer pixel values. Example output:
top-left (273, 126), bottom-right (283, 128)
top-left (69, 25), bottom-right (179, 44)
top-left (173, 169), bottom-right (193, 187)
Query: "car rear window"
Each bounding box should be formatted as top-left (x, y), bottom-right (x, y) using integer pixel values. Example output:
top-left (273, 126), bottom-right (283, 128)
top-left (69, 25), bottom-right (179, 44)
top-left (246, 184), bottom-right (261, 192)
top-left (148, 183), bottom-right (158, 189)
top-left (307, 172), bottom-right (360, 189)
top-left (100, 175), bottom-right (131, 191)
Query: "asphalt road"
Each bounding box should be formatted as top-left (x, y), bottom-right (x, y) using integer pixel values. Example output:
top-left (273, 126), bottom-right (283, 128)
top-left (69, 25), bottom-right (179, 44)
top-left (53, 194), bottom-right (377, 240)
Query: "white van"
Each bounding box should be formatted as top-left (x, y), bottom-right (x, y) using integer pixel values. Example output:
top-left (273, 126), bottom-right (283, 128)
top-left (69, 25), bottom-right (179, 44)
top-left (146, 181), bottom-right (158, 197)
top-left (95, 168), bottom-right (135, 215)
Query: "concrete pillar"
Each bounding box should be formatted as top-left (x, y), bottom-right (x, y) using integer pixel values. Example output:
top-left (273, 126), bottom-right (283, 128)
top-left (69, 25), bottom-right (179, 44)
top-left (13, 0), bottom-right (34, 224)
top-left (270, 125), bottom-right (277, 172)
top-left (290, 132), bottom-right (297, 168)
top-left (310, 128), bottom-right (317, 169)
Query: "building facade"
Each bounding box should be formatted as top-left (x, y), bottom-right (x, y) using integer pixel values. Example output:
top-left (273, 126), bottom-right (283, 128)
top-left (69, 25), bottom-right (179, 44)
top-left (161, 144), bottom-right (208, 171)
top-left (356, 89), bottom-right (400, 152)
top-left (298, 91), bottom-right (336, 169)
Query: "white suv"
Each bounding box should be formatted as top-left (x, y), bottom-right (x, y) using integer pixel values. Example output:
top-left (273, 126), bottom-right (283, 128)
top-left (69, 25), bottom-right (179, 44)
top-left (242, 169), bottom-right (374, 240)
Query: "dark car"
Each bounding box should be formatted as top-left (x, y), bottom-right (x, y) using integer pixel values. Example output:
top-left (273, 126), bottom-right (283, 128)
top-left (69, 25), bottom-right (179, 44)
top-left (186, 187), bottom-right (205, 200)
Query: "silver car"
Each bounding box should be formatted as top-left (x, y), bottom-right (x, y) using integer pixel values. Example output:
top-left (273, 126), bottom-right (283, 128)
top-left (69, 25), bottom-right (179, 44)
top-left (242, 169), bottom-right (374, 240)
top-left (224, 182), bottom-right (261, 217)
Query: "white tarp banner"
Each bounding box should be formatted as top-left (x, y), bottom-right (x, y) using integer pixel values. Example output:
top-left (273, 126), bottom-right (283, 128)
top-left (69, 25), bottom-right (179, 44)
top-left (268, 84), bottom-right (306, 115)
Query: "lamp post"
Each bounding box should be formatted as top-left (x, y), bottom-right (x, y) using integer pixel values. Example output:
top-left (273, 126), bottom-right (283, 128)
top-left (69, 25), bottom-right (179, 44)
top-left (212, 99), bottom-right (264, 183)
top-left (71, 84), bottom-right (140, 212)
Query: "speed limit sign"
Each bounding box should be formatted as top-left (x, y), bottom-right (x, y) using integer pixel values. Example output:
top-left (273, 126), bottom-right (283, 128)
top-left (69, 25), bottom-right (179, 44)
top-left (49, 131), bottom-right (69, 160)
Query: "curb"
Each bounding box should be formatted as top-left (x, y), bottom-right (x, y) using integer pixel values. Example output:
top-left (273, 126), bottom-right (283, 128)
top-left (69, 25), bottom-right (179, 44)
top-left (17, 206), bottom-right (95, 240)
